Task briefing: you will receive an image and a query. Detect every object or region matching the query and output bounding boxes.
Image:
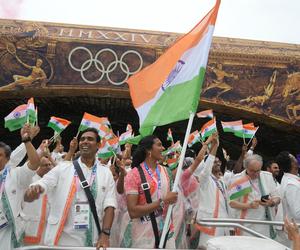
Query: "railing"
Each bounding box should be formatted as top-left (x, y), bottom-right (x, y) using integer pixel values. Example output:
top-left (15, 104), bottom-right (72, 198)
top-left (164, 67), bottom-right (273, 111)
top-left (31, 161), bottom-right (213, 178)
top-left (197, 218), bottom-right (292, 249)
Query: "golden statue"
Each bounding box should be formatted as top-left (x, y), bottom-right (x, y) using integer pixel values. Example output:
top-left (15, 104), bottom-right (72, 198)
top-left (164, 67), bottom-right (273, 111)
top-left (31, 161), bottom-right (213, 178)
top-left (0, 49), bottom-right (47, 90)
top-left (282, 72), bottom-right (300, 122)
top-left (240, 70), bottom-right (277, 107)
top-left (203, 63), bottom-right (238, 98)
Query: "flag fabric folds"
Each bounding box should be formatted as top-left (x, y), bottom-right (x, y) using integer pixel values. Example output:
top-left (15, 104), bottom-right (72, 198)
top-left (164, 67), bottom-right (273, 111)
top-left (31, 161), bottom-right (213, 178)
top-left (97, 137), bottom-right (119, 159)
top-left (228, 175), bottom-right (252, 200)
top-left (200, 118), bottom-right (217, 139)
top-left (48, 116), bottom-right (71, 134)
top-left (221, 120), bottom-right (243, 133)
top-left (27, 97), bottom-right (37, 124)
top-left (234, 123), bottom-right (259, 139)
top-left (127, 0), bottom-right (221, 135)
top-left (79, 112), bottom-right (106, 132)
top-left (119, 130), bottom-right (133, 145)
top-left (188, 130), bottom-right (201, 147)
top-left (4, 104), bottom-right (28, 131)
top-left (197, 109), bottom-right (214, 119)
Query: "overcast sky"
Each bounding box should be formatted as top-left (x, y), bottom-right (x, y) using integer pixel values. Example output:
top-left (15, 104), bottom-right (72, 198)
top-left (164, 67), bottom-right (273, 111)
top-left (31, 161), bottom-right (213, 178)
top-left (0, 0), bottom-right (299, 44)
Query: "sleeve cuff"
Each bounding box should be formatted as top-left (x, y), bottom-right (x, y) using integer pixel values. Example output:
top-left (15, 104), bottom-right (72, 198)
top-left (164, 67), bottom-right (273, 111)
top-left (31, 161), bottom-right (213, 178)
top-left (103, 198), bottom-right (117, 210)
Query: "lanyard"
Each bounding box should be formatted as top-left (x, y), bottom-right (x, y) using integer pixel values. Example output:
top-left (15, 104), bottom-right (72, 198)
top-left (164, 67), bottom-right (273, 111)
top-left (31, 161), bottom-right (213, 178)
top-left (211, 175), bottom-right (228, 213)
top-left (0, 167), bottom-right (9, 198)
top-left (143, 162), bottom-right (161, 199)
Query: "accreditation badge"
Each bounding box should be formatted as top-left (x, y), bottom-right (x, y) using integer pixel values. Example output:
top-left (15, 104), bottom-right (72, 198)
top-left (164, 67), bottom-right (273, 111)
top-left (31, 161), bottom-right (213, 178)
top-left (73, 202), bottom-right (90, 230)
top-left (0, 206), bottom-right (8, 230)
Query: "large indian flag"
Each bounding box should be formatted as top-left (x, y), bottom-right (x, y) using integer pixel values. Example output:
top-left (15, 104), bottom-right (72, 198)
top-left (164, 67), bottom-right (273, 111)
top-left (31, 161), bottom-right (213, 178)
top-left (4, 104), bottom-right (27, 131)
top-left (48, 116), bottom-right (71, 134)
top-left (127, 0), bottom-right (221, 136)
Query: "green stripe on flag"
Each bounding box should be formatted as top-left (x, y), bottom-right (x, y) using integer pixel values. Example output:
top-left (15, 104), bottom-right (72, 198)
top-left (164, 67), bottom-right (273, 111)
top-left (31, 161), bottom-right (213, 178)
top-left (234, 131), bottom-right (254, 139)
top-left (98, 151), bottom-right (114, 159)
top-left (5, 117), bottom-right (27, 132)
top-left (48, 122), bottom-right (63, 134)
top-left (27, 109), bottom-right (36, 124)
top-left (229, 186), bottom-right (252, 200)
top-left (140, 68), bottom-right (205, 136)
top-left (79, 124), bottom-right (89, 132)
top-left (202, 128), bottom-right (217, 139)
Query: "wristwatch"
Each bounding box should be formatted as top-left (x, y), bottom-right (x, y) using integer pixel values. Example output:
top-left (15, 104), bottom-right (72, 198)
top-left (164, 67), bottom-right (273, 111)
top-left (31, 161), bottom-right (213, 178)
top-left (159, 198), bottom-right (165, 209)
top-left (102, 228), bottom-right (111, 236)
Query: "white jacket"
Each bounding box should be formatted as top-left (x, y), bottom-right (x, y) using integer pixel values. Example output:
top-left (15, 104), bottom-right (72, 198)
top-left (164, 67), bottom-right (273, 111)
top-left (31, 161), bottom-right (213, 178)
top-left (193, 155), bottom-right (228, 221)
top-left (280, 173), bottom-right (300, 223)
top-left (32, 158), bottom-right (117, 246)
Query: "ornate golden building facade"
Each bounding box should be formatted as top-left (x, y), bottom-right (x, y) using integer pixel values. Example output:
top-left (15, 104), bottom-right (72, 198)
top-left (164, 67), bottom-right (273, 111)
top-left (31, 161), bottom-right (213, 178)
top-left (0, 19), bottom-right (299, 158)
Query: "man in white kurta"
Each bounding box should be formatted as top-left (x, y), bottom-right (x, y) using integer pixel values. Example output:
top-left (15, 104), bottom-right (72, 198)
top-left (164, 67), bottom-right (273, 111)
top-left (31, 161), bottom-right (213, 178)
top-left (0, 124), bottom-right (40, 250)
top-left (25, 128), bottom-right (117, 248)
top-left (22, 156), bottom-right (54, 245)
top-left (229, 154), bottom-right (280, 239)
top-left (193, 134), bottom-right (229, 248)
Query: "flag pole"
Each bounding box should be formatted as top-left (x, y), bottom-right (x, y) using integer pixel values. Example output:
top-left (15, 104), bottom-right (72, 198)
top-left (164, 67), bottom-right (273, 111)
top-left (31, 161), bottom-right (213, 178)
top-left (35, 107), bottom-right (38, 126)
top-left (159, 111), bottom-right (195, 248)
top-left (242, 132), bottom-right (246, 145)
top-left (247, 127), bottom-right (259, 146)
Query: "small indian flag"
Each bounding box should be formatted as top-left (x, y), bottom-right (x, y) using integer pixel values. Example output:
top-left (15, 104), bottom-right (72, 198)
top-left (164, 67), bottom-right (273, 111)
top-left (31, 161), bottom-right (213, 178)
top-left (47, 116), bottom-right (71, 134)
top-left (98, 137), bottom-right (119, 159)
top-left (27, 97), bottom-right (36, 124)
top-left (188, 130), bottom-right (201, 147)
top-left (167, 157), bottom-right (179, 170)
top-left (200, 118), bottom-right (217, 139)
top-left (234, 123), bottom-right (259, 139)
top-left (99, 117), bottom-right (111, 127)
top-left (221, 120), bottom-right (243, 133)
top-left (197, 109), bottom-right (214, 119)
top-left (167, 128), bottom-right (174, 142)
top-left (98, 124), bottom-right (111, 139)
top-left (4, 104), bottom-right (27, 131)
top-left (119, 130), bottom-right (133, 145)
top-left (163, 140), bottom-right (182, 156)
top-left (79, 112), bottom-right (103, 132)
top-left (127, 0), bottom-right (221, 136)
top-left (228, 175), bottom-right (252, 200)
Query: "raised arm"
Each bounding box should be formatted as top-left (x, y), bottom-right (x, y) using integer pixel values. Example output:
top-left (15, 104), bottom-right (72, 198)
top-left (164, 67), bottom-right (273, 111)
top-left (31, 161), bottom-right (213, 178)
top-left (15, 55), bottom-right (33, 70)
top-left (21, 123), bottom-right (40, 171)
top-left (196, 133), bottom-right (219, 185)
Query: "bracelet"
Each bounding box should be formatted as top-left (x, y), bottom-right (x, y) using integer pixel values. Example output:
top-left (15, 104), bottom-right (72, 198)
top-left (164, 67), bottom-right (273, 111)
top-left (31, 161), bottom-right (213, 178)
top-left (22, 137), bottom-right (32, 143)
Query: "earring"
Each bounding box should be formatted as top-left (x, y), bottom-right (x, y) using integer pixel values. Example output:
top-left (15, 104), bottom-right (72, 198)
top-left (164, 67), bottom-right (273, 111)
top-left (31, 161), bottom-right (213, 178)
top-left (149, 151), bottom-right (152, 159)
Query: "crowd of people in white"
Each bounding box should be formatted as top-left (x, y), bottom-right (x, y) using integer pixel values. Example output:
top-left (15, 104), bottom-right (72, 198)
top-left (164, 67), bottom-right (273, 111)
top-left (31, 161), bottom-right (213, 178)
top-left (0, 124), bottom-right (299, 250)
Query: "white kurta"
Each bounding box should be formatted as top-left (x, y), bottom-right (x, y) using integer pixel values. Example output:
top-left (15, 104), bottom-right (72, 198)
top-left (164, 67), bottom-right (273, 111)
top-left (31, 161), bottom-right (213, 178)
top-left (0, 163), bottom-right (36, 250)
top-left (0, 143), bottom-right (32, 250)
top-left (193, 155), bottom-right (229, 248)
top-left (280, 173), bottom-right (300, 222)
top-left (32, 157), bottom-right (117, 246)
top-left (21, 174), bottom-right (49, 245)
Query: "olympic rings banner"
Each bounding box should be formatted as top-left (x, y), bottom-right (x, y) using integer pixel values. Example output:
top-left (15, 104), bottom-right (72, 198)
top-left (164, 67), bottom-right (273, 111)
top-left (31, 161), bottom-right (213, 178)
top-left (50, 43), bottom-right (156, 87)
